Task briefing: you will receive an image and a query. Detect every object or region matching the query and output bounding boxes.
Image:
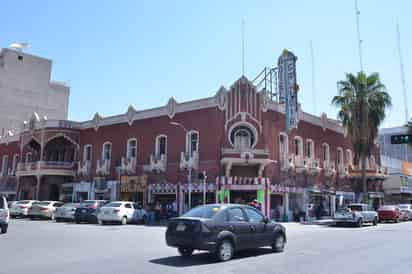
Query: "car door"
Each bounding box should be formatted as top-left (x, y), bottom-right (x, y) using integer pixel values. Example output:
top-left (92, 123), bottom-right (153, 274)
top-left (243, 207), bottom-right (270, 247)
top-left (226, 207), bottom-right (254, 250)
top-left (124, 203), bottom-right (134, 220)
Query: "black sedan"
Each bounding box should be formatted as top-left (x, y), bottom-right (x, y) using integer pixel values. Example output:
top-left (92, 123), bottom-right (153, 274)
top-left (166, 204), bottom-right (286, 261)
top-left (74, 200), bottom-right (109, 224)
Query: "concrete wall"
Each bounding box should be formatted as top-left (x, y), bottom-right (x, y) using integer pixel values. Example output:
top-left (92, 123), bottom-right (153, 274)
top-left (0, 48), bottom-right (70, 132)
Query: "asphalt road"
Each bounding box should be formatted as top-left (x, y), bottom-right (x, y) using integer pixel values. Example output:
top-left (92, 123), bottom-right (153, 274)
top-left (1, 219), bottom-right (412, 274)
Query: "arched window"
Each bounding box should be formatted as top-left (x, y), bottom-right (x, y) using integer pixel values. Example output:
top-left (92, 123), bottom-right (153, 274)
top-left (102, 142), bottom-right (112, 161)
top-left (337, 147), bottom-right (344, 166)
top-left (127, 138), bottom-right (137, 159)
top-left (322, 143), bottom-right (330, 162)
top-left (229, 124), bottom-right (256, 150)
top-left (294, 136), bottom-right (303, 157)
top-left (83, 145), bottom-right (92, 162)
top-left (186, 131), bottom-right (199, 157)
top-left (279, 133), bottom-right (289, 158)
top-left (155, 135), bottom-right (167, 157)
top-left (306, 139), bottom-right (315, 159)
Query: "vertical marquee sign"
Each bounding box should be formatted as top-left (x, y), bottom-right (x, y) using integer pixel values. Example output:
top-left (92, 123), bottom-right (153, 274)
top-left (278, 49), bottom-right (299, 133)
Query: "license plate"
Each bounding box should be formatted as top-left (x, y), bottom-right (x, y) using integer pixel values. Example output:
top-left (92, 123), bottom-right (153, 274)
top-left (176, 223), bottom-right (186, 232)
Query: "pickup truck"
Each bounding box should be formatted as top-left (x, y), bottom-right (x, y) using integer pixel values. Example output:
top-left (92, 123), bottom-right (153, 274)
top-left (334, 203), bottom-right (378, 227)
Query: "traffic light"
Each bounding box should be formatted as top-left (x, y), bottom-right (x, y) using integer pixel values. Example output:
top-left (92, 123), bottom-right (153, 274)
top-left (390, 134), bottom-right (412, 144)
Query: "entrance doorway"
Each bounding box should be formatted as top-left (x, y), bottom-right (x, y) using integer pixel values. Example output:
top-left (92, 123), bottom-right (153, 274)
top-left (49, 184), bottom-right (60, 201)
top-left (230, 190), bottom-right (257, 204)
top-left (270, 194), bottom-right (284, 221)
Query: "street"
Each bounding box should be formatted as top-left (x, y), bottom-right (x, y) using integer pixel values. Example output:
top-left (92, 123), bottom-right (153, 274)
top-left (1, 220), bottom-right (412, 274)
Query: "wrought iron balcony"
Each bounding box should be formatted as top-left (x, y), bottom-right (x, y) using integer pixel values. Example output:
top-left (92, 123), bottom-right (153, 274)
top-left (16, 161), bottom-right (76, 177)
top-left (96, 159), bottom-right (111, 177)
top-left (120, 157), bottom-right (136, 175)
top-left (280, 154), bottom-right (294, 173)
top-left (323, 161), bottom-right (336, 177)
top-left (143, 154), bottom-right (167, 173)
top-left (307, 158), bottom-right (321, 176)
top-left (77, 160), bottom-right (91, 177)
top-left (179, 151), bottom-right (199, 171)
top-left (294, 156), bottom-right (308, 174)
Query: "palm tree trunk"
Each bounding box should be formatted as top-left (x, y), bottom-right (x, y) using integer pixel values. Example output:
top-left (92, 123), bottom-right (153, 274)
top-left (361, 154), bottom-right (368, 203)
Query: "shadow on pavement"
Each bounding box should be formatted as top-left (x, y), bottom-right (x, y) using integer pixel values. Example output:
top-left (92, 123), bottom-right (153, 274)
top-left (150, 248), bottom-right (274, 267)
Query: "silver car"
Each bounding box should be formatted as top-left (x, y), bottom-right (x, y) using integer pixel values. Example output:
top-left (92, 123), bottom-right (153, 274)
top-left (0, 196), bottom-right (9, 234)
top-left (29, 201), bottom-right (64, 220)
top-left (9, 200), bottom-right (38, 218)
top-left (398, 204), bottom-right (412, 220)
top-left (334, 203), bottom-right (378, 227)
top-left (55, 203), bottom-right (79, 222)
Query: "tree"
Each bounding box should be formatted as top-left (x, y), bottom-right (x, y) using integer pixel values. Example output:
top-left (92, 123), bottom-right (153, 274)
top-left (332, 72), bottom-right (392, 202)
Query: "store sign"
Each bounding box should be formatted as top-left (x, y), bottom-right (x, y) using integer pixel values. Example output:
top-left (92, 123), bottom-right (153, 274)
top-left (278, 49), bottom-right (299, 132)
top-left (121, 175), bottom-right (147, 193)
top-left (402, 161), bottom-right (412, 176)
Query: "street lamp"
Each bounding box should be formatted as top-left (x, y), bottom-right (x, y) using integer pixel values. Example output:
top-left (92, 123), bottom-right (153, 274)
top-left (170, 122), bottom-right (192, 212)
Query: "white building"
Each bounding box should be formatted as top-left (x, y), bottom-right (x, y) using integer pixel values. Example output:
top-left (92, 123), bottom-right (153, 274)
top-left (0, 48), bottom-right (69, 133)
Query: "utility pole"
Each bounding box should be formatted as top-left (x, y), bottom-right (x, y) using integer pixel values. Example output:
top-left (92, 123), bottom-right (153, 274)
top-left (355, 0), bottom-right (364, 72)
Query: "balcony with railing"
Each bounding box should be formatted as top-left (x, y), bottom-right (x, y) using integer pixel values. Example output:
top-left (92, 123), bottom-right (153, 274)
top-left (143, 154), bottom-right (167, 173)
top-left (307, 158), bottom-right (321, 176)
top-left (96, 159), bottom-right (111, 177)
top-left (16, 161), bottom-right (76, 177)
top-left (294, 156), bottom-right (308, 174)
top-left (77, 160), bottom-right (91, 177)
top-left (280, 154), bottom-right (295, 173)
top-left (179, 151), bottom-right (199, 171)
top-left (120, 157), bottom-right (137, 175)
top-left (337, 163), bottom-right (349, 179)
top-left (323, 161), bottom-right (336, 178)
top-left (348, 162), bottom-right (389, 179)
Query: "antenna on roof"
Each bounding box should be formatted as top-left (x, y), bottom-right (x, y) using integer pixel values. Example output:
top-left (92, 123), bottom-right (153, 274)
top-left (396, 24), bottom-right (409, 123)
top-left (355, 0), bottom-right (364, 72)
top-left (310, 40), bottom-right (317, 115)
top-left (241, 18), bottom-right (245, 76)
top-left (9, 42), bottom-right (31, 52)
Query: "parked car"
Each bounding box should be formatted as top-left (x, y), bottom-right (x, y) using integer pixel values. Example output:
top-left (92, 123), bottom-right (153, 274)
top-left (0, 196), bottom-right (9, 234)
top-left (333, 203), bottom-right (378, 227)
top-left (28, 201), bottom-right (64, 220)
top-left (398, 204), bottom-right (412, 220)
top-left (9, 200), bottom-right (38, 218)
top-left (55, 203), bottom-right (79, 222)
top-left (74, 200), bottom-right (109, 224)
top-left (7, 201), bottom-right (17, 209)
top-left (97, 201), bottom-right (141, 225)
top-left (166, 204), bottom-right (286, 262)
top-left (378, 205), bottom-right (402, 223)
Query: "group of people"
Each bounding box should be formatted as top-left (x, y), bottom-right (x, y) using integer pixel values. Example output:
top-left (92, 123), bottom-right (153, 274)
top-left (145, 201), bottom-right (178, 225)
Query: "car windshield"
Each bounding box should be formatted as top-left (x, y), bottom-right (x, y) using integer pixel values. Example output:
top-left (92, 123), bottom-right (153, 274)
top-left (16, 200), bottom-right (31, 205)
top-left (34, 202), bottom-right (52, 206)
top-left (348, 205), bottom-right (363, 211)
top-left (104, 202), bottom-right (122, 208)
top-left (399, 205), bottom-right (409, 210)
top-left (182, 205), bottom-right (222, 219)
top-left (380, 206), bottom-right (396, 211)
top-left (81, 201), bottom-right (97, 207)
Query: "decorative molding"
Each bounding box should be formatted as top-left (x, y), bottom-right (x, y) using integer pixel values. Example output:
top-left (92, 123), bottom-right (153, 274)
top-left (44, 132), bottom-right (80, 149)
top-left (225, 112), bottom-right (262, 132)
top-left (126, 105), bottom-right (136, 126)
top-left (92, 113), bottom-right (102, 132)
top-left (215, 86), bottom-right (228, 111)
top-left (166, 97), bottom-right (177, 119)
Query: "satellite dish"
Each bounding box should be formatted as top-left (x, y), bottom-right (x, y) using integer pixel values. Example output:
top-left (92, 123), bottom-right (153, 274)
top-left (9, 42), bottom-right (31, 51)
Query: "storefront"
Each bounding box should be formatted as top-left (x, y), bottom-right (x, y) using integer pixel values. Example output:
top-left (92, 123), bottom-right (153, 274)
top-left (181, 182), bottom-right (216, 209)
top-left (305, 187), bottom-right (336, 220)
top-left (148, 182), bottom-right (177, 212)
top-left (120, 175), bottom-right (147, 205)
top-left (93, 179), bottom-right (118, 201)
top-left (60, 183), bottom-right (74, 202)
top-left (368, 192), bottom-right (384, 211)
top-left (71, 181), bottom-right (93, 202)
top-left (270, 184), bottom-right (305, 222)
top-left (335, 191), bottom-right (356, 211)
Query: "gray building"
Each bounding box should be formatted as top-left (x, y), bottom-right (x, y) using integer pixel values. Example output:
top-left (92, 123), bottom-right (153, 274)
top-left (0, 48), bottom-right (69, 134)
top-left (379, 126), bottom-right (412, 204)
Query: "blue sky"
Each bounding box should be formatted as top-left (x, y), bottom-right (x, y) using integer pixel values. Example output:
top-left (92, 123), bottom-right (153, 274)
top-left (1, 0), bottom-right (411, 128)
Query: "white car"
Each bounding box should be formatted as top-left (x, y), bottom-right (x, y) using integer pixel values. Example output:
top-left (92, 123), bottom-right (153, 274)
top-left (10, 200), bottom-right (38, 218)
top-left (97, 201), bottom-right (145, 225)
top-left (399, 204), bottom-right (412, 220)
top-left (28, 201), bottom-right (64, 220)
top-left (0, 196), bottom-right (9, 234)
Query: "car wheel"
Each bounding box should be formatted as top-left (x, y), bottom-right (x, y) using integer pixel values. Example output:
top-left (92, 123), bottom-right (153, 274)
top-left (1, 224), bottom-right (8, 234)
top-left (373, 217), bottom-right (378, 226)
top-left (55, 218), bottom-right (61, 223)
top-left (98, 219), bottom-right (104, 225)
top-left (121, 216), bottom-right (127, 225)
top-left (272, 233), bottom-right (286, 253)
top-left (216, 239), bottom-right (234, 262)
top-left (75, 219), bottom-right (80, 224)
top-left (178, 247), bottom-right (194, 257)
top-left (357, 218), bottom-right (363, 228)
top-left (394, 218), bottom-right (399, 223)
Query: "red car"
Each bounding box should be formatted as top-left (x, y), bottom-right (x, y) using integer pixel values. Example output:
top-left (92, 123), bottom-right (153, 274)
top-left (378, 205), bottom-right (402, 223)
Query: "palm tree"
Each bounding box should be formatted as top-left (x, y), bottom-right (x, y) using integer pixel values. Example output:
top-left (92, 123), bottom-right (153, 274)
top-left (332, 72), bottom-right (391, 202)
